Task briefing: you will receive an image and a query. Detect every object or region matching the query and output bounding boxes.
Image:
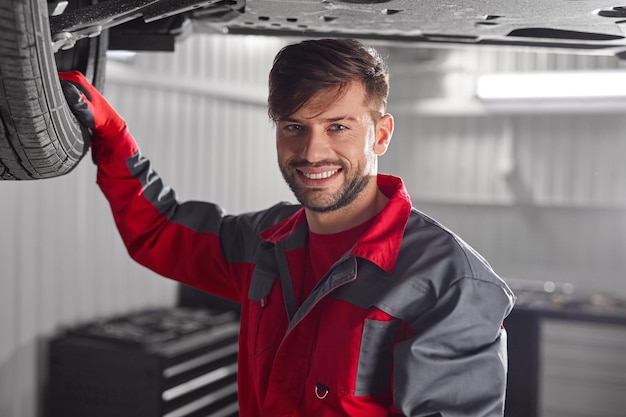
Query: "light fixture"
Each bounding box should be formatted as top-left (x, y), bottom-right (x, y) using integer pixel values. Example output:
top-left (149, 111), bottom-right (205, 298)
top-left (106, 50), bottom-right (137, 62)
top-left (476, 71), bottom-right (626, 100)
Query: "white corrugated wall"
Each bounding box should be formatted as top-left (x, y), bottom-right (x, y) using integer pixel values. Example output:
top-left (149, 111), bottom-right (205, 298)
top-left (382, 45), bottom-right (626, 292)
top-left (102, 35), bottom-right (294, 213)
top-left (1, 33), bottom-right (626, 417)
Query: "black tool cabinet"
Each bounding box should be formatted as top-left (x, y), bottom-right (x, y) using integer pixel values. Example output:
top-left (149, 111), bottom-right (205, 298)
top-left (47, 306), bottom-right (240, 417)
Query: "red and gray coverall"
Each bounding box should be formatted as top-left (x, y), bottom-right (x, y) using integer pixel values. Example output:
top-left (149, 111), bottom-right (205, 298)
top-left (94, 129), bottom-right (516, 417)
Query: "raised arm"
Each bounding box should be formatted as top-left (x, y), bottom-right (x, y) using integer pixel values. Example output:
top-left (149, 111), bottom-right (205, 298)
top-left (59, 71), bottom-right (260, 302)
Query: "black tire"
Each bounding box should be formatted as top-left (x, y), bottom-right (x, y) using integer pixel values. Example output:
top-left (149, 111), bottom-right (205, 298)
top-left (0, 0), bottom-right (106, 180)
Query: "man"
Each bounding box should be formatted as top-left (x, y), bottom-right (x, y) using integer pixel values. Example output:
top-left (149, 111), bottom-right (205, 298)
top-left (60, 38), bottom-right (515, 416)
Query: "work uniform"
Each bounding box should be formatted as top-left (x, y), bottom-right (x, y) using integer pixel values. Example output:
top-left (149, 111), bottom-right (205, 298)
top-left (94, 129), bottom-right (516, 417)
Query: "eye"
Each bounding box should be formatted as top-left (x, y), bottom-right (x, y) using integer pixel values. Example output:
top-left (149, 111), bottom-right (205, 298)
top-left (329, 124), bottom-right (348, 132)
top-left (281, 124), bottom-right (305, 134)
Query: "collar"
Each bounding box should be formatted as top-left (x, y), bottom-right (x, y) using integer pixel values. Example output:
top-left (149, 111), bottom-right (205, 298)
top-left (259, 174), bottom-right (413, 275)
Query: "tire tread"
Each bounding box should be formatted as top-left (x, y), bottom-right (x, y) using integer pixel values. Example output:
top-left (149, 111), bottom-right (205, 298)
top-left (0, 0), bottom-right (87, 180)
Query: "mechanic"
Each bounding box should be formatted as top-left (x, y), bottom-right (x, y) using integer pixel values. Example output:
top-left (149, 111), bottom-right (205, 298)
top-left (59, 38), bottom-right (515, 417)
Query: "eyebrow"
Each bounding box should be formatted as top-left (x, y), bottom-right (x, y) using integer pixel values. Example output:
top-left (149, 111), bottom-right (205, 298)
top-left (278, 115), bottom-right (359, 123)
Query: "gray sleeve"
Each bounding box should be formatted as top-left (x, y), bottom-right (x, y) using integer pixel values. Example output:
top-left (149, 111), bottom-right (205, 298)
top-left (393, 277), bottom-right (515, 417)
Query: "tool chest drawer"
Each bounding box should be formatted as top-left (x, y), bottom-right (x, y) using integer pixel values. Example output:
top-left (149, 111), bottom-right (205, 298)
top-left (47, 307), bottom-right (240, 417)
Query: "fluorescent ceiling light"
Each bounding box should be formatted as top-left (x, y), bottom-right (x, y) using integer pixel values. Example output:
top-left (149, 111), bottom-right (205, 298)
top-left (476, 71), bottom-right (626, 100)
top-left (106, 50), bottom-right (137, 62)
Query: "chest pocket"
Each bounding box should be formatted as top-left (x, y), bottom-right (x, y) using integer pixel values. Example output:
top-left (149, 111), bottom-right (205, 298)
top-left (355, 318), bottom-right (401, 396)
top-left (248, 266), bottom-right (284, 355)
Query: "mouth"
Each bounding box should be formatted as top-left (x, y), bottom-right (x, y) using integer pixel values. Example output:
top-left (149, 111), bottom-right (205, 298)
top-left (295, 166), bottom-right (342, 187)
top-left (300, 169), bottom-right (340, 180)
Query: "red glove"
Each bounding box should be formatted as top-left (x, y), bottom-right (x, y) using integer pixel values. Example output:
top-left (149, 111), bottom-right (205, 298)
top-left (59, 71), bottom-right (127, 140)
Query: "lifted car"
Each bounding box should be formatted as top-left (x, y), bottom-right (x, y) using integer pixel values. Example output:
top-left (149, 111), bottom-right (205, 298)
top-left (2, 0), bottom-right (625, 179)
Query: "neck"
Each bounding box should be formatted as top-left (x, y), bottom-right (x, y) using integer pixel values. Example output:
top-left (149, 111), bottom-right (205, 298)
top-left (305, 178), bottom-right (389, 234)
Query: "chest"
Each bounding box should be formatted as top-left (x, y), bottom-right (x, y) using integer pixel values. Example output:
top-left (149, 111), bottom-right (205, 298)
top-left (242, 255), bottom-right (411, 415)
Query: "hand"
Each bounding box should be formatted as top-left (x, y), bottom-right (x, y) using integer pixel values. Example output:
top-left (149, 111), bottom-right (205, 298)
top-left (59, 71), bottom-right (127, 140)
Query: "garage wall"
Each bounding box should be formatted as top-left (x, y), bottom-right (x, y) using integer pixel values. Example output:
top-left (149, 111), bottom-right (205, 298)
top-left (382, 45), bottom-right (626, 294)
top-left (102, 34), bottom-right (294, 213)
top-left (386, 113), bottom-right (626, 292)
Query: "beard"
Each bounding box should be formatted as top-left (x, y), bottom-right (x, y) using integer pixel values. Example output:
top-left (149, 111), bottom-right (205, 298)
top-left (279, 159), bottom-right (372, 213)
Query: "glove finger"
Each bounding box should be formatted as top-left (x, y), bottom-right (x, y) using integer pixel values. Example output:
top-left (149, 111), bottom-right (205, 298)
top-left (60, 80), bottom-right (96, 131)
top-left (63, 78), bottom-right (93, 102)
top-left (59, 71), bottom-right (96, 101)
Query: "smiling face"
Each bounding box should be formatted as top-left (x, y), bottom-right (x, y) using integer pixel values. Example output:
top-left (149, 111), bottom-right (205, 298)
top-left (276, 81), bottom-right (392, 214)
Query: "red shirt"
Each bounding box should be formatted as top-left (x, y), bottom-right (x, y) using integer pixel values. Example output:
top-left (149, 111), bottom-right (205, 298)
top-left (303, 218), bottom-right (376, 305)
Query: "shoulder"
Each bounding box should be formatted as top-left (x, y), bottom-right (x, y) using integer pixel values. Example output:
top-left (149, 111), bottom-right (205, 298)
top-left (394, 208), bottom-right (513, 300)
top-left (378, 208), bottom-right (515, 325)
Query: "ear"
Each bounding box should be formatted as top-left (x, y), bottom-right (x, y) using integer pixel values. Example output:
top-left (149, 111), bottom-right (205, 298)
top-left (374, 113), bottom-right (394, 156)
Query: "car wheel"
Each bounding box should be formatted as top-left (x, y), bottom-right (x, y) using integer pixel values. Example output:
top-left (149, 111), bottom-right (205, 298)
top-left (0, 0), bottom-right (106, 180)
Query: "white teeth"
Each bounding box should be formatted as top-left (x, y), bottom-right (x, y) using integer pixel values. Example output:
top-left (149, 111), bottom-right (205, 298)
top-left (302, 170), bottom-right (338, 180)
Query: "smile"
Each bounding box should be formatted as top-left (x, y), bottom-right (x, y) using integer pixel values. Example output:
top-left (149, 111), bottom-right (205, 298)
top-left (300, 169), bottom-right (339, 180)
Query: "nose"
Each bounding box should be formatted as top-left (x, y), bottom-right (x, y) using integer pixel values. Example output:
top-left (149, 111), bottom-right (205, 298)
top-left (300, 128), bottom-right (332, 163)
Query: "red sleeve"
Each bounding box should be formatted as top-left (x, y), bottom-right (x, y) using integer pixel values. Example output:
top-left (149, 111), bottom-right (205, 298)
top-left (92, 129), bottom-right (252, 302)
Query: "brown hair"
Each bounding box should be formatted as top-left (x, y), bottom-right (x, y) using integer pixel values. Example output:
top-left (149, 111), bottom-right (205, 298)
top-left (268, 38), bottom-right (389, 121)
